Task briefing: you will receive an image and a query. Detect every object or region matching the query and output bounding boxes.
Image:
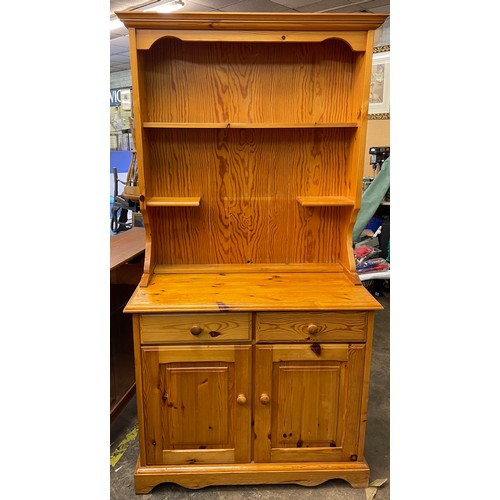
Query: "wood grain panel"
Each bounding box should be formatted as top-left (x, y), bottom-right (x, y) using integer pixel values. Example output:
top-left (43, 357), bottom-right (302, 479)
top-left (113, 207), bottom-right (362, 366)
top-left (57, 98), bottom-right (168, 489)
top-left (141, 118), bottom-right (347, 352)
top-left (228, 43), bottom-right (270, 123)
top-left (254, 344), bottom-right (365, 463)
top-left (272, 363), bottom-right (341, 448)
top-left (140, 312), bottom-right (251, 344)
top-left (142, 39), bottom-right (355, 125)
top-left (289, 128), bottom-right (353, 263)
top-left (125, 272), bottom-right (383, 313)
top-left (313, 40), bottom-right (355, 123)
top-left (141, 348), bottom-right (163, 464)
top-left (146, 128), bottom-right (353, 266)
top-left (162, 449), bottom-right (235, 464)
top-left (141, 345), bottom-right (251, 465)
top-left (255, 311), bottom-right (367, 342)
top-left (164, 363), bottom-right (233, 448)
top-left (144, 39), bottom-right (229, 123)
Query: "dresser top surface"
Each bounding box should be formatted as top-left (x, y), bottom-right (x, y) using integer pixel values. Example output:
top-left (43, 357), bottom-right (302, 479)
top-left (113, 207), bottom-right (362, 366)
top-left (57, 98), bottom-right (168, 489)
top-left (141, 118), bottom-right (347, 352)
top-left (125, 271), bottom-right (382, 313)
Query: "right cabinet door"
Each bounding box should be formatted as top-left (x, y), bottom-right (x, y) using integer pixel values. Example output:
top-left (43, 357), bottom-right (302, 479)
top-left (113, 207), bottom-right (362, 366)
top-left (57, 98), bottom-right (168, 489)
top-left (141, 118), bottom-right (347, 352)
top-left (254, 343), bottom-right (366, 463)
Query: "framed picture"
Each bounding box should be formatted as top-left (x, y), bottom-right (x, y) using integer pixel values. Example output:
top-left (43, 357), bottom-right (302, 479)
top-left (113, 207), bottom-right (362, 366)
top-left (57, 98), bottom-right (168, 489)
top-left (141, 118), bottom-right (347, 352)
top-left (369, 50), bottom-right (390, 117)
top-left (121, 88), bottom-right (132, 111)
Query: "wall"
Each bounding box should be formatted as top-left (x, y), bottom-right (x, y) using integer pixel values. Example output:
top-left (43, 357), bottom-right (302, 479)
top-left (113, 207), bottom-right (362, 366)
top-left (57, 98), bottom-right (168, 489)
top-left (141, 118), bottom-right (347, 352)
top-left (364, 119), bottom-right (390, 178)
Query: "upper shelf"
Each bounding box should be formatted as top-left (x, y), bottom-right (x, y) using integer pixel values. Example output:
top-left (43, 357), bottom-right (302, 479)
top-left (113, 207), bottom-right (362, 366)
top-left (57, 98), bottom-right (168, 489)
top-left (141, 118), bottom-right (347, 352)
top-left (142, 122), bottom-right (359, 129)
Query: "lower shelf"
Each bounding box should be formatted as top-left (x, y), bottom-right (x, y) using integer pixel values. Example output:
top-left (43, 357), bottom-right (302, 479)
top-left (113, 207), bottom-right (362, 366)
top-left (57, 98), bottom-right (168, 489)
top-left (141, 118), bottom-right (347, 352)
top-left (134, 458), bottom-right (370, 493)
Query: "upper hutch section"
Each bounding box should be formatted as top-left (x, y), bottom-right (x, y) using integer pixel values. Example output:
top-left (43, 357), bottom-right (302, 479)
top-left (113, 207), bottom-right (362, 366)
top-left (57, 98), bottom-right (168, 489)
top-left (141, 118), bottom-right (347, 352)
top-left (117, 12), bottom-right (387, 128)
top-left (116, 12), bottom-right (388, 281)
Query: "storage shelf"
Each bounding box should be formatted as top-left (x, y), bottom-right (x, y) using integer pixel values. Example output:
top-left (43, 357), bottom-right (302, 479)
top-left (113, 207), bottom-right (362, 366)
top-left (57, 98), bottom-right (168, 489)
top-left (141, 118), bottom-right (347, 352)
top-left (297, 196), bottom-right (355, 207)
top-left (143, 122), bottom-right (358, 129)
top-left (146, 197), bottom-right (201, 207)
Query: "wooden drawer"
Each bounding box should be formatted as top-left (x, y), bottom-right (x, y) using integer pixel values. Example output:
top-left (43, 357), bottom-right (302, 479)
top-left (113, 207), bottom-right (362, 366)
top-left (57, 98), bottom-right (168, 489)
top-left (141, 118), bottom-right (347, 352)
top-left (255, 311), bottom-right (367, 342)
top-left (140, 312), bottom-right (251, 344)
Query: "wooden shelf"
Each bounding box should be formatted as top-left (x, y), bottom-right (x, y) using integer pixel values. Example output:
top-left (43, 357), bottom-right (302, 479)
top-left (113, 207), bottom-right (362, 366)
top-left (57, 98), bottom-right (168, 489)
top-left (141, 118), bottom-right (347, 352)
top-left (297, 196), bottom-right (355, 207)
top-left (143, 122), bottom-right (358, 129)
top-left (153, 263), bottom-right (345, 274)
top-left (146, 197), bottom-right (201, 207)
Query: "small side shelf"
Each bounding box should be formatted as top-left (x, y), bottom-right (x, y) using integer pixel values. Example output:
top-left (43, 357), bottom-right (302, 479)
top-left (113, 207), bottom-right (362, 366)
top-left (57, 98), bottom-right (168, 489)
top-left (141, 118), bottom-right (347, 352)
top-left (143, 122), bottom-right (359, 129)
top-left (297, 196), bottom-right (355, 207)
top-left (146, 197), bottom-right (201, 207)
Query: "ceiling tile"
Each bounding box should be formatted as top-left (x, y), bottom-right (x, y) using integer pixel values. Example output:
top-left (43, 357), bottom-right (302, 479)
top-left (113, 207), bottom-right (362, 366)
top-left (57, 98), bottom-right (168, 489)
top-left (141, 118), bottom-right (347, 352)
top-left (111, 36), bottom-right (132, 48)
top-left (355, 0), bottom-right (390, 9)
top-left (296, 0), bottom-right (353, 12)
top-left (370, 6), bottom-right (390, 13)
top-left (111, 63), bottom-right (131, 73)
top-left (186, 0), bottom-right (245, 8)
top-left (178, 2), bottom-right (218, 12)
top-left (111, 44), bottom-right (130, 55)
top-left (270, 0), bottom-right (325, 8)
top-left (111, 54), bottom-right (132, 63)
top-left (221, 0), bottom-right (290, 12)
top-left (110, 26), bottom-right (129, 39)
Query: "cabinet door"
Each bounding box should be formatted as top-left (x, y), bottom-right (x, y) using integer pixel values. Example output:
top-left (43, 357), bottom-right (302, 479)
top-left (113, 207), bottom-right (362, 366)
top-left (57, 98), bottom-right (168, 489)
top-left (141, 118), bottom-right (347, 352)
top-left (254, 344), bottom-right (365, 463)
top-left (140, 345), bottom-right (251, 465)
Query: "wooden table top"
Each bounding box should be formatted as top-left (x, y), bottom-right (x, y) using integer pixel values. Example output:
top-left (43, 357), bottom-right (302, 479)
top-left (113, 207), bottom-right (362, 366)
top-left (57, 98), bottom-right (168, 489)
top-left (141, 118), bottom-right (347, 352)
top-left (110, 227), bottom-right (146, 271)
top-left (124, 270), bottom-right (382, 313)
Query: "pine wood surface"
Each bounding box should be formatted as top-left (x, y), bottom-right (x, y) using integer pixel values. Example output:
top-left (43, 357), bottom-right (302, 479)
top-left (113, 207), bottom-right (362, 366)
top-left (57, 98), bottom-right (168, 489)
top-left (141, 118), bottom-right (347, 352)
top-left (116, 11), bottom-right (389, 36)
top-left (144, 127), bottom-right (357, 266)
top-left (125, 271), bottom-right (382, 313)
top-left (143, 122), bottom-right (358, 128)
top-left (142, 39), bottom-right (354, 124)
top-left (254, 344), bottom-right (365, 463)
top-left (255, 311), bottom-right (367, 342)
top-left (140, 312), bottom-right (251, 344)
top-left (140, 345), bottom-right (252, 465)
top-left (133, 459), bottom-right (371, 493)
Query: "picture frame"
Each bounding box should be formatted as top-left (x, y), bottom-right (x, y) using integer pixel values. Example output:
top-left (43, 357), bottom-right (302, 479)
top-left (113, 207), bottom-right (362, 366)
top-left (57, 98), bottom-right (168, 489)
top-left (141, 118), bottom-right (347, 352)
top-left (369, 48), bottom-right (390, 118)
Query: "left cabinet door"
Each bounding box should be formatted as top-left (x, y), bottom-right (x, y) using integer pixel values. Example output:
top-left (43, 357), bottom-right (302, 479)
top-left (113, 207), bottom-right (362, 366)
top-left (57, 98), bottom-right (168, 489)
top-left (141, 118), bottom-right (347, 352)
top-left (140, 345), bottom-right (252, 465)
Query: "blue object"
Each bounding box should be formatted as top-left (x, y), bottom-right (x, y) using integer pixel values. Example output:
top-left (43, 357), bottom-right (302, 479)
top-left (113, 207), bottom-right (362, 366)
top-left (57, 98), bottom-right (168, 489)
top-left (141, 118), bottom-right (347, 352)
top-left (110, 151), bottom-right (132, 174)
top-left (365, 217), bottom-right (383, 233)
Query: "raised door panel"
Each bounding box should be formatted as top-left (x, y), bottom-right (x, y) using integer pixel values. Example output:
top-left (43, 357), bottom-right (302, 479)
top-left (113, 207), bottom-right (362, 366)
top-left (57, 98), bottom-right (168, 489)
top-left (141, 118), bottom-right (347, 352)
top-left (254, 344), bottom-right (365, 463)
top-left (141, 345), bottom-right (251, 465)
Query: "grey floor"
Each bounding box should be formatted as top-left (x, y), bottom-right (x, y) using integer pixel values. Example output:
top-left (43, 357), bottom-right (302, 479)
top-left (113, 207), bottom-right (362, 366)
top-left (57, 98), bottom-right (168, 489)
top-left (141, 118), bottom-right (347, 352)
top-left (110, 288), bottom-right (390, 499)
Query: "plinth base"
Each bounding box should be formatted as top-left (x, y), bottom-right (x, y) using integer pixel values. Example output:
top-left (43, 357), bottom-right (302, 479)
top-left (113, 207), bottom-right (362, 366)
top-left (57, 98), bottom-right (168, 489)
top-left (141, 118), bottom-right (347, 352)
top-left (134, 458), bottom-right (370, 494)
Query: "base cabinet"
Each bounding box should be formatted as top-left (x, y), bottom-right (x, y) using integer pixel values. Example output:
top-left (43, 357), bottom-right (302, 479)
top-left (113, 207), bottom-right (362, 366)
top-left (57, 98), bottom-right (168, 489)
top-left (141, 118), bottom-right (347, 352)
top-left (132, 310), bottom-right (375, 493)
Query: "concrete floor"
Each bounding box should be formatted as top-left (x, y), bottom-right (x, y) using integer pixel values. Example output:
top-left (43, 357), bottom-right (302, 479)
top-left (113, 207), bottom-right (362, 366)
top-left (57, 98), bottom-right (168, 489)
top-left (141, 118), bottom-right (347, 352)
top-left (110, 289), bottom-right (390, 499)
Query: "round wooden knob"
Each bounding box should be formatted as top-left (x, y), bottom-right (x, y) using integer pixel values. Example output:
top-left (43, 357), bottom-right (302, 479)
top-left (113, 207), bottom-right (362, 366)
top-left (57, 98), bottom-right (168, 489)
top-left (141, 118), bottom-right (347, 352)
top-left (307, 323), bottom-right (319, 335)
top-left (190, 325), bottom-right (202, 336)
top-left (236, 394), bottom-right (247, 405)
top-left (260, 393), bottom-right (270, 405)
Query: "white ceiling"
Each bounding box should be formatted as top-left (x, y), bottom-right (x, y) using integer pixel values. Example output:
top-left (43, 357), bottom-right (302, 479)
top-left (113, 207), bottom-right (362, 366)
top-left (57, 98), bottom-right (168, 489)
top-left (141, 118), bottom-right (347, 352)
top-left (110, 0), bottom-right (390, 73)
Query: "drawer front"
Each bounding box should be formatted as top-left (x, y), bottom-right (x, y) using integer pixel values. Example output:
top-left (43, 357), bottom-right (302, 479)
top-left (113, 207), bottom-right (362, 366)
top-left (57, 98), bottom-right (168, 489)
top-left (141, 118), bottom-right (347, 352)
top-left (140, 313), bottom-right (251, 344)
top-left (255, 311), bottom-right (367, 342)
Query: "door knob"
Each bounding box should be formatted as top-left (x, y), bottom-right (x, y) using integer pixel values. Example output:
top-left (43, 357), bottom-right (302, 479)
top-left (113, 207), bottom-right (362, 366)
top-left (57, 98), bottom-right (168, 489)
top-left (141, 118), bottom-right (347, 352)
top-left (307, 323), bottom-right (319, 335)
top-left (236, 394), bottom-right (247, 405)
top-left (260, 393), bottom-right (270, 405)
top-left (190, 325), bottom-right (202, 336)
